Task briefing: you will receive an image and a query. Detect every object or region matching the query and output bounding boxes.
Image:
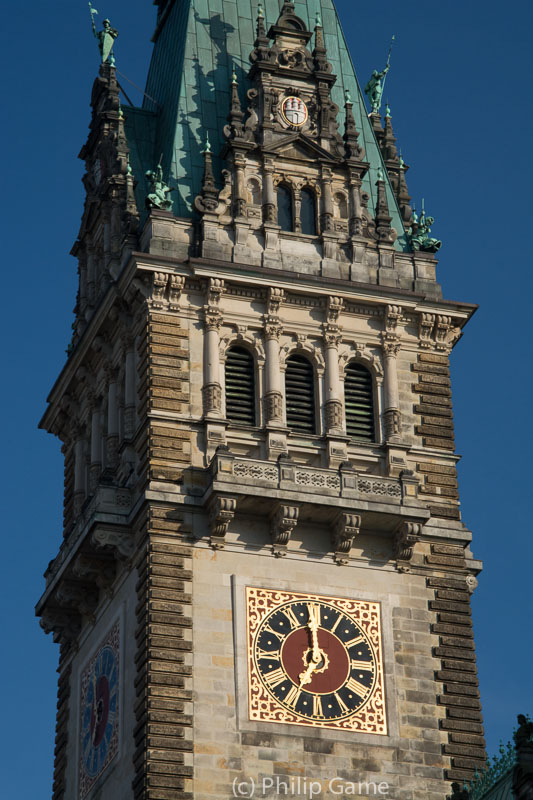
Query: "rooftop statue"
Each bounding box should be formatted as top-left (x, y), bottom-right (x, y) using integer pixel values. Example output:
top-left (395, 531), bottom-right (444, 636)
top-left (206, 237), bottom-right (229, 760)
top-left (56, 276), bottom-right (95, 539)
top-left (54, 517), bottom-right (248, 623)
top-left (364, 36), bottom-right (394, 113)
top-left (145, 159), bottom-right (175, 211)
top-left (514, 714), bottom-right (533, 749)
top-left (89, 3), bottom-right (118, 64)
top-left (408, 201), bottom-right (442, 253)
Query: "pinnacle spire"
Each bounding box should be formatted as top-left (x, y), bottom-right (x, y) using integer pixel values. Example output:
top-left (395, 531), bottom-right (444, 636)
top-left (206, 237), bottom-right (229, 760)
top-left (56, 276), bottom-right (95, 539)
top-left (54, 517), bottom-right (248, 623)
top-left (343, 90), bottom-right (364, 160)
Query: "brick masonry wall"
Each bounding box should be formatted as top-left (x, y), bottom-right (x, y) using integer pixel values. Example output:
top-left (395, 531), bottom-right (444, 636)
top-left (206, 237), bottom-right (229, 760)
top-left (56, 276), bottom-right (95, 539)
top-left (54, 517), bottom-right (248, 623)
top-left (427, 544), bottom-right (486, 782)
top-left (52, 646), bottom-right (71, 800)
top-left (133, 505), bottom-right (194, 800)
top-left (413, 353), bottom-right (460, 521)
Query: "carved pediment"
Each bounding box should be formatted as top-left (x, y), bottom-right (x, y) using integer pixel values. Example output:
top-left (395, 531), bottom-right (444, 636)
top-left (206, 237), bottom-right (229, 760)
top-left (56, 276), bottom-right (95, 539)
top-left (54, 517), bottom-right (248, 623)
top-left (263, 133), bottom-right (339, 162)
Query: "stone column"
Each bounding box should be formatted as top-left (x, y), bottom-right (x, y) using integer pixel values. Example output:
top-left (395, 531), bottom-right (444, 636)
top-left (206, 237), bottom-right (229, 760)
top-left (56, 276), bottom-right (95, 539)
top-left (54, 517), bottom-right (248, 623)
top-left (321, 169), bottom-right (334, 233)
top-left (73, 428), bottom-right (86, 515)
top-left (323, 333), bottom-right (343, 433)
top-left (124, 336), bottom-right (136, 439)
top-left (89, 396), bottom-right (102, 492)
top-left (264, 325), bottom-right (283, 425)
top-left (349, 172), bottom-right (363, 236)
top-left (383, 341), bottom-right (401, 440)
top-left (234, 154), bottom-right (246, 218)
top-left (323, 296), bottom-right (344, 434)
top-left (106, 368), bottom-right (119, 469)
top-left (262, 160), bottom-right (276, 224)
top-left (202, 279), bottom-right (224, 418)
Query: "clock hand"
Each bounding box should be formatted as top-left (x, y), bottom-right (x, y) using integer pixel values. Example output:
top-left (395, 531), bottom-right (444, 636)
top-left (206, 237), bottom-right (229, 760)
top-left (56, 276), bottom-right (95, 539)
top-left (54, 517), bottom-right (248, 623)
top-left (91, 669), bottom-right (99, 746)
top-left (299, 604), bottom-right (325, 687)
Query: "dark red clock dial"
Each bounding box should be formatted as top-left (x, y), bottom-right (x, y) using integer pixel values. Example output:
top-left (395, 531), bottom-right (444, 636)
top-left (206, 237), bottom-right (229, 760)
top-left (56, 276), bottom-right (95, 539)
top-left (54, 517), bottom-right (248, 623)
top-left (281, 627), bottom-right (349, 693)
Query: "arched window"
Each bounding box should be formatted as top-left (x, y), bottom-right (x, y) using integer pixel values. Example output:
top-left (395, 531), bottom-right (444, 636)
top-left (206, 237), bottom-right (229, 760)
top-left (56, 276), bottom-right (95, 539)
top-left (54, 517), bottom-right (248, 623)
top-left (300, 188), bottom-right (317, 235)
top-left (225, 346), bottom-right (255, 425)
top-left (344, 362), bottom-right (375, 441)
top-left (285, 354), bottom-right (315, 434)
top-left (277, 185), bottom-right (293, 231)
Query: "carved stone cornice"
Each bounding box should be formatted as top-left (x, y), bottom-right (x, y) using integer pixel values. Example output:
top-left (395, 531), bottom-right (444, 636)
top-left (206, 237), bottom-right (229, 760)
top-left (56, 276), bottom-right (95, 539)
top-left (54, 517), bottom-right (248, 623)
top-left (270, 502), bottom-right (300, 557)
top-left (55, 580), bottom-right (99, 618)
top-left (418, 313), bottom-right (435, 349)
top-left (326, 295), bottom-right (344, 326)
top-left (207, 494), bottom-right (237, 549)
top-left (168, 274), bottom-right (185, 310)
top-left (331, 512), bottom-right (361, 565)
top-left (267, 287), bottom-right (285, 317)
top-left (206, 277), bottom-right (225, 308)
top-left (384, 304), bottom-right (402, 337)
top-left (394, 521), bottom-right (422, 571)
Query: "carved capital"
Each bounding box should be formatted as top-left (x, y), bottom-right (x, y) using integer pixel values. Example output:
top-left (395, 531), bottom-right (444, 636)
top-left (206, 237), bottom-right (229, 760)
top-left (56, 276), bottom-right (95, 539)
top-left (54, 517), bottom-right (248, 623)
top-left (331, 512), bottom-right (361, 565)
top-left (270, 503), bottom-right (300, 557)
top-left (264, 318), bottom-right (283, 340)
top-left (207, 494), bottom-right (237, 549)
top-left (394, 522), bottom-right (422, 571)
top-left (382, 340), bottom-right (401, 358)
top-left (435, 315), bottom-right (452, 350)
top-left (204, 308), bottom-right (222, 331)
top-left (322, 324), bottom-right (342, 348)
top-left (92, 528), bottom-right (135, 560)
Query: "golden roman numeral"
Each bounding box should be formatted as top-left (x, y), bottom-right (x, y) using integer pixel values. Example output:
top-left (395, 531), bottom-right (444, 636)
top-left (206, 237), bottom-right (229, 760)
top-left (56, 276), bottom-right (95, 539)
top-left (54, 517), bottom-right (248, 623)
top-left (261, 622), bottom-right (281, 638)
top-left (350, 659), bottom-right (374, 671)
top-left (308, 603), bottom-right (321, 626)
top-left (284, 606), bottom-right (301, 630)
top-left (264, 667), bottom-right (286, 688)
top-left (313, 695), bottom-right (324, 718)
top-left (330, 613), bottom-right (343, 634)
top-left (256, 649), bottom-right (279, 660)
top-left (344, 634), bottom-right (364, 648)
top-left (346, 677), bottom-right (369, 697)
top-left (334, 692), bottom-right (351, 715)
top-left (284, 685), bottom-right (301, 710)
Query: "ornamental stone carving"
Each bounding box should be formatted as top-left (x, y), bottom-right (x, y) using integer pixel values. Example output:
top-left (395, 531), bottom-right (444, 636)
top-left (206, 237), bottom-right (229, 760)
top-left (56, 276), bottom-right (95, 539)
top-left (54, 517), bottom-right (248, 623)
top-left (207, 494), bottom-right (237, 549)
top-left (202, 382), bottom-right (222, 416)
top-left (264, 390), bottom-right (283, 424)
top-left (92, 528), bottom-right (135, 560)
top-left (325, 399), bottom-right (343, 432)
top-left (418, 313), bottom-right (435, 349)
top-left (331, 512), bottom-right (361, 565)
top-left (394, 522), bottom-right (422, 571)
top-left (270, 502), bottom-right (300, 557)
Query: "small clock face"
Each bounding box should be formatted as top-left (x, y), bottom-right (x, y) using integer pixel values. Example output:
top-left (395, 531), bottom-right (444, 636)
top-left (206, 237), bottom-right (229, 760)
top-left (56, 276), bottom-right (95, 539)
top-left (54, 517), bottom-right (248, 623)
top-left (247, 588), bottom-right (386, 734)
top-left (281, 96), bottom-right (308, 127)
top-left (79, 623), bottom-right (120, 798)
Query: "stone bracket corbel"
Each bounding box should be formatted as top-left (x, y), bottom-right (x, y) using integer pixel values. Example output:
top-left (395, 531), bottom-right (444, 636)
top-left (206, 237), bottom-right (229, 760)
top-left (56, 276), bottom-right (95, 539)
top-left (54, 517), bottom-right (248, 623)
top-left (270, 502), bottom-right (300, 557)
top-left (72, 553), bottom-right (116, 594)
top-left (331, 512), bottom-right (361, 565)
top-left (55, 580), bottom-right (99, 619)
top-left (207, 494), bottom-right (237, 549)
top-left (91, 527), bottom-right (135, 560)
top-left (394, 521), bottom-right (422, 572)
top-left (40, 608), bottom-right (82, 645)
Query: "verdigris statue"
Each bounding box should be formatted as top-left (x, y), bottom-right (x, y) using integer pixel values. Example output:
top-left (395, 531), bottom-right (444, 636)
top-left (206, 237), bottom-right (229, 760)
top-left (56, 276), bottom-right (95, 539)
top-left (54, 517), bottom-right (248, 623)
top-left (145, 160), bottom-right (175, 211)
top-left (89, 3), bottom-right (118, 64)
top-left (364, 36), bottom-right (394, 113)
top-left (408, 203), bottom-right (442, 253)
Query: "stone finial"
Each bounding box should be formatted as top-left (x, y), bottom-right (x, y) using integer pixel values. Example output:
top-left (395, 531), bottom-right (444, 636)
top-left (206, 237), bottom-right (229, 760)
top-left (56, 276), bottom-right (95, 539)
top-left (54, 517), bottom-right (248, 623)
top-left (343, 89), bottom-right (363, 160)
top-left (374, 168), bottom-right (395, 243)
top-left (224, 66), bottom-right (245, 140)
top-left (194, 137), bottom-right (221, 214)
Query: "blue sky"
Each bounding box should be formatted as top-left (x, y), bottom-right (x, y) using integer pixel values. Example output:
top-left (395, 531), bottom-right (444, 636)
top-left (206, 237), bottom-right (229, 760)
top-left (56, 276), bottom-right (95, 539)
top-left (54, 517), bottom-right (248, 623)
top-left (0, 1), bottom-right (531, 796)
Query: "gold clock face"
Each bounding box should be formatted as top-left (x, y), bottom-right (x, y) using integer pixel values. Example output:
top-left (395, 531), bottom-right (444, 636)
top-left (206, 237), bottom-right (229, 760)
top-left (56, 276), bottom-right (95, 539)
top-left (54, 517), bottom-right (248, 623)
top-left (246, 587), bottom-right (386, 734)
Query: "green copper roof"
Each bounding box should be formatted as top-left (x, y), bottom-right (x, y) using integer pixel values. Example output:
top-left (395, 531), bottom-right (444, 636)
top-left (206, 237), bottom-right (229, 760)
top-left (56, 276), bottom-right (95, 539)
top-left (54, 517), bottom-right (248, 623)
top-left (125, 0), bottom-right (408, 250)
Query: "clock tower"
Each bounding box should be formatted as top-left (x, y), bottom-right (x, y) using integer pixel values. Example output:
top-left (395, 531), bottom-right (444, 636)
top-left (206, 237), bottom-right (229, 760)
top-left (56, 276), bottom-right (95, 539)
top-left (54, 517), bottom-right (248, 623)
top-left (37, 2), bottom-right (486, 798)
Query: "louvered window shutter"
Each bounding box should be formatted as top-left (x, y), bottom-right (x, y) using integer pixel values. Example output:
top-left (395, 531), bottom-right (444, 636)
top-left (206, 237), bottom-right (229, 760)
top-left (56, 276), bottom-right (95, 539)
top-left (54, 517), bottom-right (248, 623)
top-left (225, 347), bottom-right (255, 425)
top-left (285, 355), bottom-right (315, 434)
top-left (344, 362), bottom-right (375, 441)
